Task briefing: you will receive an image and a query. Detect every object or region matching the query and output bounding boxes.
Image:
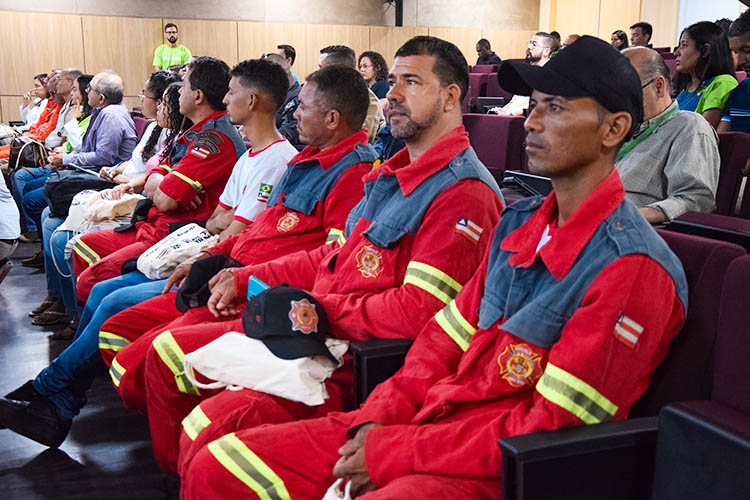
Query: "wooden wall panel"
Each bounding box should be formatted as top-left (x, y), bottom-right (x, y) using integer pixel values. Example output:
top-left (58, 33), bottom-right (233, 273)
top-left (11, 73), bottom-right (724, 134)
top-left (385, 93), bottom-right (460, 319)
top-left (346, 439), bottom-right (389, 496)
top-left (122, 96), bottom-right (142, 113)
top-left (165, 18), bottom-right (239, 68)
top-left (369, 26), bottom-right (427, 67)
top-left (480, 29), bottom-right (537, 59)
top-left (427, 27), bottom-right (483, 67)
top-left (237, 22), bottom-right (309, 79)
top-left (81, 16), bottom-right (163, 98)
top-left (0, 11), bottom-right (85, 95)
top-left (554, 0), bottom-right (599, 37)
top-left (304, 24), bottom-right (370, 76)
top-left (599, 0), bottom-right (641, 45)
top-left (641, 0), bottom-right (681, 48)
top-left (0, 96), bottom-right (23, 123)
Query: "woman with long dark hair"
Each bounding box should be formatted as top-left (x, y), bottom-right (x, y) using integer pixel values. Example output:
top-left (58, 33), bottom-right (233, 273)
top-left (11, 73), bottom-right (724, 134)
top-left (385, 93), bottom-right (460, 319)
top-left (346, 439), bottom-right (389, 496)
top-left (59, 74), bottom-right (93, 153)
top-left (358, 51), bottom-right (390, 99)
top-left (611, 30), bottom-right (629, 51)
top-left (674, 21), bottom-right (737, 129)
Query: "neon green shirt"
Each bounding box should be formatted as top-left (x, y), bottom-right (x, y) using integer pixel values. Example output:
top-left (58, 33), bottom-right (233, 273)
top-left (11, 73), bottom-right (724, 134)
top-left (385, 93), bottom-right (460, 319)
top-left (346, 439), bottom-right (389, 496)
top-left (152, 44), bottom-right (192, 69)
top-left (695, 74), bottom-right (738, 114)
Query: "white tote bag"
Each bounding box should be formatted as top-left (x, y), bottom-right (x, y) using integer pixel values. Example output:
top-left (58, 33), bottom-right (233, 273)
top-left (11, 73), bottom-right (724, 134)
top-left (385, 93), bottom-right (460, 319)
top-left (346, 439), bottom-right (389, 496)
top-left (183, 331), bottom-right (349, 406)
top-left (321, 479), bottom-right (352, 500)
top-left (136, 223), bottom-right (219, 280)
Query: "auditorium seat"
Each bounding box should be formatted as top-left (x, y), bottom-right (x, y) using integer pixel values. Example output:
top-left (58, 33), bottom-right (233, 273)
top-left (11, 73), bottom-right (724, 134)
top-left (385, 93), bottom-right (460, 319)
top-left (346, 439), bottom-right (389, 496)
top-left (486, 72), bottom-right (514, 102)
top-left (132, 116), bottom-right (154, 141)
top-left (664, 212), bottom-right (750, 251)
top-left (660, 52), bottom-right (676, 60)
top-left (664, 58), bottom-right (677, 76)
top-left (654, 47), bottom-right (672, 54)
top-left (462, 113), bottom-right (526, 179)
top-left (650, 254), bottom-right (750, 500)
top-left (471, 64), bottom-right (498, 73)
top-left (498, 231), bottom-right (745, 500)
top-left (715, 131), bottom-right (750, 217)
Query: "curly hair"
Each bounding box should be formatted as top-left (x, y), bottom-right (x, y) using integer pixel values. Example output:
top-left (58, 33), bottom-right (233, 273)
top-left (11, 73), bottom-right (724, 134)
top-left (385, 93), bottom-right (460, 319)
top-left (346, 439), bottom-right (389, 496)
top-left (358, 51), bottom-right (389, 82)
top-left (140, 71), bottom-right (180, 162)
top-left (159, 82), bottom-right (193, 163)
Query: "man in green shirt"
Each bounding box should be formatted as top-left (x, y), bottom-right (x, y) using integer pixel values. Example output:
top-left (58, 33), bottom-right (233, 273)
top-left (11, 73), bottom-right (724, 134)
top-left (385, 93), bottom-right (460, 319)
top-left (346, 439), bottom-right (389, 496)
top-left (153, 23), bottom-right (192, 71)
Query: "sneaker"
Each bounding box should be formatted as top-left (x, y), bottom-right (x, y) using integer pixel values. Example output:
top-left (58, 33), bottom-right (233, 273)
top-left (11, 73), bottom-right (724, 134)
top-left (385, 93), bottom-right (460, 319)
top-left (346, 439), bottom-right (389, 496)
top-left (0, 260), bottom-right (11, 286)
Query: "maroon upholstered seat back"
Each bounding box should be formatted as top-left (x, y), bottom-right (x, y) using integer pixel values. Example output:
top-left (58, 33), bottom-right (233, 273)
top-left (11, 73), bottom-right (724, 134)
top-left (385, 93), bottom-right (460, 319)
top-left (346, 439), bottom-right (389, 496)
top-left (716, 132), bottom-right (750, 218)
top-left (132, 116), bottom-right (154, 142)
top-left (486, 72), bottom-right (514, 102)
top-left (630, 230), bottom-right (745, 417)
top-left (711, 254), bottom-right (750, 413)
top-left (471, 64), bottom-right (498, 73)
top-left (463, 113), bottom-right (526, 179)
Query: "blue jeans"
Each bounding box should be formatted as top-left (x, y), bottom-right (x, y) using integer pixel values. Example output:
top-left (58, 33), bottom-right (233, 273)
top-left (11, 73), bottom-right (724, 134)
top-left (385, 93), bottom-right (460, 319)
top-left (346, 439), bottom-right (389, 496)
top-left (41, 207), bottom-right (77, 316)
top-left (33, 272), bottom-right (170, 419)
top-left (11, 166), bottom-right (51, 232)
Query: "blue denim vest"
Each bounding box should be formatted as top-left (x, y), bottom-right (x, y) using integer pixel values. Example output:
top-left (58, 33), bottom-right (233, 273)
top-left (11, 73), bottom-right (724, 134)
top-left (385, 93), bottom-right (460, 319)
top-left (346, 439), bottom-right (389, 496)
top-left (476, 196), bottom-right (689, 349)
top-left (345, 146), bottom-right (504, 248)
top-left (267, 143), bottom-right (377, 215)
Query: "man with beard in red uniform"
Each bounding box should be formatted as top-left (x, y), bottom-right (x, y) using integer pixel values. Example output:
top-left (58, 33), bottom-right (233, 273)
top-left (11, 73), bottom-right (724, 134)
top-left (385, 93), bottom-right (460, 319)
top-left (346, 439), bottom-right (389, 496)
top-left (180, 36), bottom-right (688, 500)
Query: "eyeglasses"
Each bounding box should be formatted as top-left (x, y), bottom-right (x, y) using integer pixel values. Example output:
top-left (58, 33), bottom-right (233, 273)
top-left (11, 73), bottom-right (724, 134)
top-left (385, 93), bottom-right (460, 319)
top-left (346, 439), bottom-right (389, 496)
top-left (165, 30), bottom-right (178, 35)
top-left (86, 84), bottom-right (101, 95)
top-left (138, 90), bottom-right (157, 100)
top-left (641, 77), bottom-right (657, 89)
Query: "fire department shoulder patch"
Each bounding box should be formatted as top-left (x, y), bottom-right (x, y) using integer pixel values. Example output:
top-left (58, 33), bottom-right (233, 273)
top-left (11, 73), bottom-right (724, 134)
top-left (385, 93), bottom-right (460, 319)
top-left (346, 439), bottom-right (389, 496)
top-left (355, 244), bottom-right (383, 279)
top-left (276, 212), bottom-right (299, 232)
top-left (288, 298), bottom-right (319, 334)
top-left (497, 343), bottom-right (543, 388)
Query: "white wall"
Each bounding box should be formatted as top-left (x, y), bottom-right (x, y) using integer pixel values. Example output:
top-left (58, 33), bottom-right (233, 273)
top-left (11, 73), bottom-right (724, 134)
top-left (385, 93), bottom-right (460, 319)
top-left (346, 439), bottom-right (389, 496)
top-left (677, 0), bottom-right (744, 40)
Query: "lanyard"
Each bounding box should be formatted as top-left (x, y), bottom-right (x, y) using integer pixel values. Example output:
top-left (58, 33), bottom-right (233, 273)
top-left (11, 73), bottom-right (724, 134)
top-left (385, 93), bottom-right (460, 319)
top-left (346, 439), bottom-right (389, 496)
top-left (615, 106), bottom-right (679, 163)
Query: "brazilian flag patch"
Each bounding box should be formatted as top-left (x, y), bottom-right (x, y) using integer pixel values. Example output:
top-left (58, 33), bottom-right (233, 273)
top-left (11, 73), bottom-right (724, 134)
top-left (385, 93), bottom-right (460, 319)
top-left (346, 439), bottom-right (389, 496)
top-left (257, 183), bottom-right (273, 202)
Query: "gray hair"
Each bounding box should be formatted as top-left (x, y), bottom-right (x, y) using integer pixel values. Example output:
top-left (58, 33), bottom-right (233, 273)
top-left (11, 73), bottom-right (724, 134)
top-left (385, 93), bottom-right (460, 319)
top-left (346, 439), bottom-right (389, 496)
top-left (622, 47), bottom-right (672, 93)
top-left (93, 70), bottom-right (124, 104)
top-left (264, 52), bottom-right (291, 73)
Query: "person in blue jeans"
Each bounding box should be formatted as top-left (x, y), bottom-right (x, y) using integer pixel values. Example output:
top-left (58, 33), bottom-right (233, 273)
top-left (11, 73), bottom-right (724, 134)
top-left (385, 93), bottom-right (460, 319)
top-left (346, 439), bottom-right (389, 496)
top-left (11, 165), bottom-right (53, 235)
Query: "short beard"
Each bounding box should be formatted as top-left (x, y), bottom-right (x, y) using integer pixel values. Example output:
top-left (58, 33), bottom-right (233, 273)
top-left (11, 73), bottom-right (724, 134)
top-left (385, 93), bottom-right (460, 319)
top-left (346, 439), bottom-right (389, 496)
top-left (390, 97), bottom-right (442, 142)
top-left (526, 53), bottom-right (541, 64)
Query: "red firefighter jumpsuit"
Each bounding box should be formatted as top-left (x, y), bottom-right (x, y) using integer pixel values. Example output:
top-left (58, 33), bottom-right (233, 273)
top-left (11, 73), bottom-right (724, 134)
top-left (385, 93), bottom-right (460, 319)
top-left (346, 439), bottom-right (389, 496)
top-left (142, 127), bottom-right (504, 472)
top-left (179, 169), bottom-right (687, 499)
top-left (101, 130), bottom-right (374, 410)
top-left (72, 110), bottom-right (242, 303)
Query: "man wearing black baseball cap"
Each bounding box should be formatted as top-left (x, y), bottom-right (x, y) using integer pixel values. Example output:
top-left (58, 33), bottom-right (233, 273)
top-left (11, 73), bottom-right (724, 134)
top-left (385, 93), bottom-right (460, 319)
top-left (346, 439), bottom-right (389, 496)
top-left (179, 36), bottom-right (689, 500)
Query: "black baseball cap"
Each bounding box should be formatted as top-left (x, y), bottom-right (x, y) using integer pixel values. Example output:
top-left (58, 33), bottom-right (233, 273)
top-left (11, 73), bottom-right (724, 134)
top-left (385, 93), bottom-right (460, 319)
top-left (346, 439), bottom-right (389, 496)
top-left (498, 35), bottom-right (643, 138)
top-left (242, 284), bottom-right (338, 363)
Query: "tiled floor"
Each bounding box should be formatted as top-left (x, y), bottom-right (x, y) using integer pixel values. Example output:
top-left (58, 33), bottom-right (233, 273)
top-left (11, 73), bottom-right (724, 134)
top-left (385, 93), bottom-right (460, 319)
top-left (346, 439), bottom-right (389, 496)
top-left (0, 243), bottom-right (175, 499)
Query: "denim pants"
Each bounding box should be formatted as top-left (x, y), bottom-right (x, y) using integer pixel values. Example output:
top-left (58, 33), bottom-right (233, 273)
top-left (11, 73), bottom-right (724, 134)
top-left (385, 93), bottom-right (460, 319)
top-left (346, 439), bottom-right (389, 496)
top-left (41, 207), bottom-right (77, 316)
top-left (33, 272), bottom-right (170, 419)
top-left (11, 166), bottom-right (51, 232)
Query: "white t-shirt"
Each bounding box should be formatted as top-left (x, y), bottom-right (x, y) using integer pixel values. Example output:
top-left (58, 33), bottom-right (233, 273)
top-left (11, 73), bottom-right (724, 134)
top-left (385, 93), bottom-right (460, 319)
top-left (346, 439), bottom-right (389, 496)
top-left (123, 122), bottom-right (167, 178)
top-left (218, 138), bottom-right (297, 224)
top-left (0, 174), bottom-right (20, 239)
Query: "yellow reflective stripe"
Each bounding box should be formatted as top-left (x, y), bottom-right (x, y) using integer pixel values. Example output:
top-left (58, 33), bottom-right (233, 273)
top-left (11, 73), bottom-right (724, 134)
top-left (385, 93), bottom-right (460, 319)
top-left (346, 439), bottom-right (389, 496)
top-left (208, 433), bottom-right (292, 500)
top-left (73, 239), bottom-right (100, 266)
top-left (109, 358), bottom-right (126, 387)
top-left (325, 228), bottom-right (343, 245)
top-left (182, 405), bottom-right (211, 441)
top-left (98, 331), bottom-right (131, 353)
top-left (435, 300), bottom-right (476, 351)
top-left (403, 261), bottom-right (463, 304)
top-left (152, 330), bottom-right (200, 396)
top-left (536, 363), bottom-right (619, 424)
top-left (172, 171), bottom-right (204, 191)
top-left (160, 164), bottom-right (172, 172)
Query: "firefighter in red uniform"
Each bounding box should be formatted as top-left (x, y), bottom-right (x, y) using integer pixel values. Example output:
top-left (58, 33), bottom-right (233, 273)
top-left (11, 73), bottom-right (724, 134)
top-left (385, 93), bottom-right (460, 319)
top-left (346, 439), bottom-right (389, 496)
top-left (71, 56), bottom-right (247, 303)
top-left (133, 36), bottom-right (505, 473)
top-left (99, 65), bottom-right (377, 408)
top-left (179, 36), bottom-right (689, 499)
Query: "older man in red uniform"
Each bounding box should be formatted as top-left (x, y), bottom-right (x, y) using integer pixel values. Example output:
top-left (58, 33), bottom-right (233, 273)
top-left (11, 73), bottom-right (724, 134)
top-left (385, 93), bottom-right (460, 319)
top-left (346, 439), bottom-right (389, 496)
top-left (180, 36), bottom-right (688, 500)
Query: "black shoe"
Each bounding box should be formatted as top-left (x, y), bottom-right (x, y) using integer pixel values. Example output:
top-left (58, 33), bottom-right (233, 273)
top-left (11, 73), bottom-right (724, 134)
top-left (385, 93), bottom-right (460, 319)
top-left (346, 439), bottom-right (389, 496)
top-left (5, 380), bottom-right (43, 402)
top-left (0, 394), bottom-right (72, 447)
top-left (21, 251), bottom-right (44, 269)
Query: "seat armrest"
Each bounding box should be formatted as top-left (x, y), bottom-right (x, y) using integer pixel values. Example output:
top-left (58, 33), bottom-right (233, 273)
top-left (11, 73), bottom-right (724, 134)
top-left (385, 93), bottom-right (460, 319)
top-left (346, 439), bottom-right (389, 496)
top-left (499, 417), bottom-right (658, 500)
top-left (351, 339), bottom-right (412, 406)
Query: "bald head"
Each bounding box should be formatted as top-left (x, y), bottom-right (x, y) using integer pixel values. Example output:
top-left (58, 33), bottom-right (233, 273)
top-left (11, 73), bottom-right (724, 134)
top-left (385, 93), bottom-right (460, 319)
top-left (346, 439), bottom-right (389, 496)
top-left (91, 70), bottom-right (124, 104)
top-left (623, 47), bottom-right (672, 120)
top-left (562, 34), bottom-right (580, 48)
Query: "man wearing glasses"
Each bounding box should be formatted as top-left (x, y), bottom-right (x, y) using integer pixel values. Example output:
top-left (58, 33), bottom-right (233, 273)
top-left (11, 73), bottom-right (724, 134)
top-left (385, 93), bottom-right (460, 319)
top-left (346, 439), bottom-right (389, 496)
top-left (153, 23), bottom-right (192, 72)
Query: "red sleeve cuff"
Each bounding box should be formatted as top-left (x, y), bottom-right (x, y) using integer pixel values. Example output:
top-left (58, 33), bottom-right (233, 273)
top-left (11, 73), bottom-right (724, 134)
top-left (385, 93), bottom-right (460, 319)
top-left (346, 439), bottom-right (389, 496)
top-left (233, 215), bottom-right (252, 225)
top-left (365, 425), bottom-right (415, 486)
top-left (218, 200), bottom-right (232, 210)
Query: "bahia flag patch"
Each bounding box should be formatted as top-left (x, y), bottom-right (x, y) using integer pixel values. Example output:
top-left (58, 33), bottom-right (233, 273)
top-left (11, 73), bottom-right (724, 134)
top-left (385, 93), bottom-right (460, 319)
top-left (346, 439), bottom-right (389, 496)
top-left (455, 217), bottom-right (483, 243)
top-left (257, 183), bottom-right (273, 202)
top-left (190, 146), bottom-right (212, 159)
top-left (613, 313), bottom-right (643, 348)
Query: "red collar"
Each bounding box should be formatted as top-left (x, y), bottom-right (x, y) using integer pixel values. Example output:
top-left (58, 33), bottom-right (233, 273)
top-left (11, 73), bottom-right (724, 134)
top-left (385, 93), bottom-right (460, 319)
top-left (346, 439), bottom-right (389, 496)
top-left (178, 110), bottom-right (227, 142)
top-left (501, 169), bottom-right (625, 280)
top-left (248, 138), bottom-right (286, 158)
top-left (363, 126), bottom-right (470, 196)
top-left (289, 130), bottom-right (368, 170)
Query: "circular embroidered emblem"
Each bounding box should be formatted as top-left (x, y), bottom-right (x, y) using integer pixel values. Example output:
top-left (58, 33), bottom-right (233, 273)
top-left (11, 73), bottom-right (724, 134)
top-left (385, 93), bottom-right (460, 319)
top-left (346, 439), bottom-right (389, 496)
top-left (355, 244), bottom-right (383, 279)
top-left (497, 343), bottom-right (543, 388)
top-left (277, 212), bottom-right (300, 232)
top-left (288, 298), bottom-right (319, 334)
